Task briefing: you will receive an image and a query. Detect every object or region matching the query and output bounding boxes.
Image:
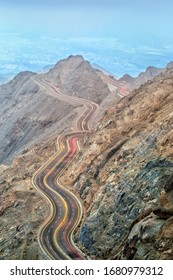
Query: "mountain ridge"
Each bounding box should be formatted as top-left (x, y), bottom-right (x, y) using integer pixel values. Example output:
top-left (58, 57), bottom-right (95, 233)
top-left (43, 55), bottom-right (110, 103)
top-left (61, 66), bottom-right (173, 259)
top-left (1, 56), bottom-right (173, 260)
top-left (120, 61), bottom-right (173, 89)
top-left (0, 55), bottom-right (110, 164)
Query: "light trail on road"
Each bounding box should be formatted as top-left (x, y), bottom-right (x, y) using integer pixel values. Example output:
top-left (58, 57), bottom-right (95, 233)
top-left (32, 77), bottom-right (97, 259)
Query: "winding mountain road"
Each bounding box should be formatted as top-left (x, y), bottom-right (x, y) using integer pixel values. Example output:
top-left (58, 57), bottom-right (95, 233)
top-left (32, 77), bottom-right (98, 259)
top-left (100, 74), bottom-right (130, 97)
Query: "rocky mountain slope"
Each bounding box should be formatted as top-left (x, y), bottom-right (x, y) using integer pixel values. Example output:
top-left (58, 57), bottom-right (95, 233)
top-left (0, 56), bottom-right (110, 164)
top-left (62, 67), bottom-right (173, 259)
top-left (0, 136), bottom-right (57, 259)
top-left (120, 61), bottom-right (173, 90)
top-left (0, 55), bottom-right (111, 259)
top-left (0, 71), bottom-right (75, 164)
top-left (1, 55), bottom-right (173, 260)
top-left (44, 55), bottom-right (110, 104)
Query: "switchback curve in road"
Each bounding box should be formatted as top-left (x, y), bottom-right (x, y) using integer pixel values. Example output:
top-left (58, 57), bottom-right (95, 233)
top-left (32, 77), bottom-right (98, 259)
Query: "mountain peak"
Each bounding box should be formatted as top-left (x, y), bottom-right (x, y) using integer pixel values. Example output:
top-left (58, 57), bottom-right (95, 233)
top-left (53, 55), bottom-right (85, 69)
top-left (119, 74), bottom-right (134, 83)
top-left (67, 54), bottom-right (85, 61)
top-left (7, 71), bottom-right (36, 87)
top-left (166, 61), bottom-right (173, 69)
top-left (45, 55), bottom-right (110, 103)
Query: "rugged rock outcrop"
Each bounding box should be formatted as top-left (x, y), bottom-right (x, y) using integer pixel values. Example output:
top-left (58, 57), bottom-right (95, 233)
top-left (0, 55), bottom-right (111, 259)
top-left (0, 71), bottom-right (75, 164)
top-left (1, 55), bottom-right (173, 260)
top-left (0, 137), bottom-right (56, 259)
top-left (44, 55), bottom-right (110, 103)
top-left (0, 56), bottom-right (110, 164)
top-left (62, 67), bottom-right (173, 259)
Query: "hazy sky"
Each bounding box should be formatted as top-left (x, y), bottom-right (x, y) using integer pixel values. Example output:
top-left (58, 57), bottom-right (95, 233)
top-left (0, 0), bottom-right (173, 41)
top-left (0, 0), bottom-right (173, 77)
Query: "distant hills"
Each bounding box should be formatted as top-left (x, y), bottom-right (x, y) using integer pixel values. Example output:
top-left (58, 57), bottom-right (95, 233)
top-left (1, 55), bottom-right (173, 164)
top-left (1, 54), bottom-right (173, 260)
top-left (120, 61), bottom-right (173, 89)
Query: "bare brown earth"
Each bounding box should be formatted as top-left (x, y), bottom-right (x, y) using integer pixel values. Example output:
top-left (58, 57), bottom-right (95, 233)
top-left (0, 56), bottom-right (111, 259)
top-left (0, 138), bottom-right (55, 259)
top-left (44, 55), bottom-right (110, 104)
top-left (1, 56), bottom-right (173, 260)
top-left (61, 67), bottom-right (173, 259)
top-left (0, 56), bottom-right (110, 165)
top-left (0, 71), bottom-right (76, 165)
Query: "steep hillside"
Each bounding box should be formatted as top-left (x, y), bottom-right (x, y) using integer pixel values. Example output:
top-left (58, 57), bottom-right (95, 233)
top-left (62, 67), bottom-right (173, 259)
top-left (0, 55), bottom-right (111, 259)
top-left (44, 55), bottom-right (110, 103)
top-left (0, 56), bottom-right (110, 164)
top-left (1, 55), bottom-right (173, 260)
top-left (0, 136), bottom-right (57, 259)
top-left (0, 71), bottom-right (75, 164)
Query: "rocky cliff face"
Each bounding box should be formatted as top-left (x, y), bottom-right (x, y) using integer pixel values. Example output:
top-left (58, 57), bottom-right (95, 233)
top-left (0, 56), bottom-right (110, 164)
top-left (0, 55), bottom-right (111, 259)
top-left (44, 55), bottom-right (110, 103)
top-left (0, 136), bottom-right (56, 259)
top-left (62, 67), bottom-right (173, 259)
top-left (0, 71), bottom-right (75, 164)
top-left (1, 55), bottom-right (173, 260)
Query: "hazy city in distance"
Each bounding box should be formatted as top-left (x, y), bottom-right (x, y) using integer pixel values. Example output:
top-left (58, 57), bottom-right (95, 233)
top-left (0, 0), bottom-right (173, 82)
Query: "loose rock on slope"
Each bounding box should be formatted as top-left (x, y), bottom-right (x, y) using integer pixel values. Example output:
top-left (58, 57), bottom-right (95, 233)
top-left (62, 67), bottom-right (173, 259)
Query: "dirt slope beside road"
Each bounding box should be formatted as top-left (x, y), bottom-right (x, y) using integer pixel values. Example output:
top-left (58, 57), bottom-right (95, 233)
top-left (62, 67), bottom-right (173, 260)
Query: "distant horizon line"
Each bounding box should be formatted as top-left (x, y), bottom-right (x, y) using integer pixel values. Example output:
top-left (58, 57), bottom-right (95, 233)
top-left (0, 55), bottom-right (173, 86)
